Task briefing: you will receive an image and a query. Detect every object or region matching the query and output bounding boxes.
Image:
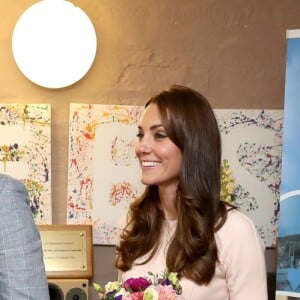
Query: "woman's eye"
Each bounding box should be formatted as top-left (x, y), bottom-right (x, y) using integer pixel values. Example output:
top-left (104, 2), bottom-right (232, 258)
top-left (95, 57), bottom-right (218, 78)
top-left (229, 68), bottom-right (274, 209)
top-left (155, 132), bottom-right (167, 139)
top-left (136, 132), bottom-right (144, 140)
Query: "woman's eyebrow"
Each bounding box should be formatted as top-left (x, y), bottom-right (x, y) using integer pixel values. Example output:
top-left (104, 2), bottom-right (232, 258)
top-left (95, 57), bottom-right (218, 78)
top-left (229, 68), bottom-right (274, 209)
top-left (150, 124), bottom-right (163, 130)
top-left (137, 124), bottom-right (163, 130)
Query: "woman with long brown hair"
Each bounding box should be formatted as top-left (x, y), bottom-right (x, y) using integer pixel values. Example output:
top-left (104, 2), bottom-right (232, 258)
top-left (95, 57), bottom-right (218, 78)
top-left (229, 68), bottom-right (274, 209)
top-left (115, 85), bottom-right (267, 299)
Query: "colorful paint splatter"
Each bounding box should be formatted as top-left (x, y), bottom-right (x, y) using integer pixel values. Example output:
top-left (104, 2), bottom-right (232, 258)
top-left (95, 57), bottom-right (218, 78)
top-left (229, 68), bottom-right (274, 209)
top-left (216, 109), bottom-right (283, 247)
top-left (67, 104), bottom-right (144, 244)
top-left (109, 181), bottom-right (139, 206)
top-left (0, 104), bottom-right (51, 223)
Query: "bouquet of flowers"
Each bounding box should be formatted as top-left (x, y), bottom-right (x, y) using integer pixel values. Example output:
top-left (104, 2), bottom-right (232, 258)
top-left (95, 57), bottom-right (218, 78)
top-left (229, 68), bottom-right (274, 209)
top-left (93, 270), bottom-right (182, 300)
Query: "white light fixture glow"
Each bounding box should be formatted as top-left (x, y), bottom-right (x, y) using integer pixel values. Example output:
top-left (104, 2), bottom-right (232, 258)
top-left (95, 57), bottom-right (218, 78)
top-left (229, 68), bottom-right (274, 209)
top-left (12, 0), bottom-right (97, 88)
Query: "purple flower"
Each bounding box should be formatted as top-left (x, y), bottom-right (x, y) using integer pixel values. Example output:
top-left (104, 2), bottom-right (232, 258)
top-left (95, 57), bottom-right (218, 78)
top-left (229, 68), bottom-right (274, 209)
top-left (105, 290), bottom-right (118, 300)
top-left (160, 278), bottom-right (171, 286)
top-left (123, 277), bottom-right (151, 292)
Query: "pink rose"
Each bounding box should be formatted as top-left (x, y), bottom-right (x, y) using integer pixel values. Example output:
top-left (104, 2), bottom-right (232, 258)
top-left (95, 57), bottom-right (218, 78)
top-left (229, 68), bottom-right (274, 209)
top-left (155, 285), bottom-right (178, 300)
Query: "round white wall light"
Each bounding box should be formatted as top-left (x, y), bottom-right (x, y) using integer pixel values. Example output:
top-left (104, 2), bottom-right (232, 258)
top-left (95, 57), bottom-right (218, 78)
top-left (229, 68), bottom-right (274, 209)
top-left (12, 0), bottom-right (97, 89)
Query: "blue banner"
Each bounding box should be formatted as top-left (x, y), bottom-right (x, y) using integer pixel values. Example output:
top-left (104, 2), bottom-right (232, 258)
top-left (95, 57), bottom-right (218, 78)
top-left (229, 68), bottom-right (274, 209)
top-left (276, 29), bottom-right (300, 298)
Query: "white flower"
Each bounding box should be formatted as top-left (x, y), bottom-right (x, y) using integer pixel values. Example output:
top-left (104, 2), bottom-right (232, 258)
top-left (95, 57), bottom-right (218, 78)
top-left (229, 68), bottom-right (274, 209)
top-left (104, 281), bottom-right (122, 293)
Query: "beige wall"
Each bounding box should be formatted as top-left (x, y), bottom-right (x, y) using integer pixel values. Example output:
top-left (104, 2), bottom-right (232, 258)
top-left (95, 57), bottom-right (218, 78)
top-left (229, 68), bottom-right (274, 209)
top-left (1, 1), bottom-right (300, 298)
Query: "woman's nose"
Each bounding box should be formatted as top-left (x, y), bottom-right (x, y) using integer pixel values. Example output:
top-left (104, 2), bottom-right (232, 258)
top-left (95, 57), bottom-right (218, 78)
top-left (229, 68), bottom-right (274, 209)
top-left (135, 138), bottom-right (151, 154)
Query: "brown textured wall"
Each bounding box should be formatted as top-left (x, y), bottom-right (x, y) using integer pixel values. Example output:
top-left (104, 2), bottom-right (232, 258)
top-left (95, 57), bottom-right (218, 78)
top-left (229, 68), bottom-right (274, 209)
top-left (1, 1), bottom-right (300, 298)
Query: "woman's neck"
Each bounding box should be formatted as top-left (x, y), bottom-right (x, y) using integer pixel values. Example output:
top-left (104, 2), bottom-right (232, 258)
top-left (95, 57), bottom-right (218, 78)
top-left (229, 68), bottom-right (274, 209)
top-left (158, 184), bottom-right (178, 220)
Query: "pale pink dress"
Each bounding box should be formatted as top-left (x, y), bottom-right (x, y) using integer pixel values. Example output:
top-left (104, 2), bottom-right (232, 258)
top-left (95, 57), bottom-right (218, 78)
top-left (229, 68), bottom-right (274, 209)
top-left (119, 209), bottom-right (268, 300)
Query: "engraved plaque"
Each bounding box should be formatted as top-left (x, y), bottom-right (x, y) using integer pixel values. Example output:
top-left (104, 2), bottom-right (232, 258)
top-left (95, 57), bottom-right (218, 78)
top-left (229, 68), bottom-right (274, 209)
top-left (38, 225), bottom-right (93, 279)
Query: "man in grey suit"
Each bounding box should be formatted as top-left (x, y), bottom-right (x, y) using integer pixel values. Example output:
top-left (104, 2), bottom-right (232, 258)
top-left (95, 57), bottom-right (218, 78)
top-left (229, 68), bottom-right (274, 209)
top-left (0, 173), bottom-right (50, 299)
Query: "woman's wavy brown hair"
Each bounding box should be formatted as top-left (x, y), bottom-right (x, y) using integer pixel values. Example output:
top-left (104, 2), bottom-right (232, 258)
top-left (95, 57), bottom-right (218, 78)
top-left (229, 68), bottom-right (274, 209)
top-left (115, 85), bottom-right (228, 285)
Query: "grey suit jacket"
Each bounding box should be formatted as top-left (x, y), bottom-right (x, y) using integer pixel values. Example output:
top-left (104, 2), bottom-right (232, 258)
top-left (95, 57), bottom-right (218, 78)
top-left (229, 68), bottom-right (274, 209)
top-left (0, 174), bottom-right (50, 300)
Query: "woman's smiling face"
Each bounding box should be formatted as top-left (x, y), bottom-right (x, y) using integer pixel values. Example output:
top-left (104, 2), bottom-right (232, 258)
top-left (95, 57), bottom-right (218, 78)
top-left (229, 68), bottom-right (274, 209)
top-left (135, 103), bottom-right (182, 189)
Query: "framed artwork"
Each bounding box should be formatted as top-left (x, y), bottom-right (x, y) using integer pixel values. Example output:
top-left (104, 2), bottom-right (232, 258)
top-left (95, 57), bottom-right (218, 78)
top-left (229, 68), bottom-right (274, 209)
top-left (0, 104), bottom-right (51, 223)
top-left (216, 109), bottom-right (283, 247)
top-left (67, 104), bottom-right (283, 247)
top-left (67, 104), bottom-right (145, 244)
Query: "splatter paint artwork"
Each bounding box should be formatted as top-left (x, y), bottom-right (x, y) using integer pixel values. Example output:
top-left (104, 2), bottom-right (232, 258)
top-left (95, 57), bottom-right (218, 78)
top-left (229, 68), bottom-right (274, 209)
top-left (67, 104), bottom-right (145, 244)
top-left (0, 104), bottom-right (51, 224)
top-left (67, 105), bottom-right (283, 247)
top-left (216, 109), bottom-right (283, 247)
